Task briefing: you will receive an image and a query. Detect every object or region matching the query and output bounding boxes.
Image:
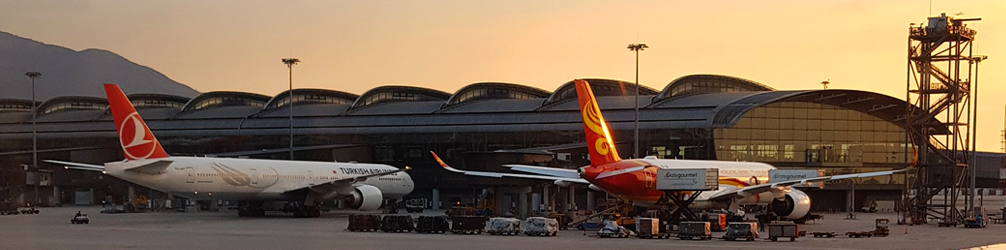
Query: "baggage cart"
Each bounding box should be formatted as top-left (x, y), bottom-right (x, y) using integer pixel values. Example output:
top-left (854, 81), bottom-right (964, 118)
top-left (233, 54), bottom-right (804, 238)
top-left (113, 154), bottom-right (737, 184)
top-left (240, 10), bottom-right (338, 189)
top-left (486, 217), bottom-right (521, 235)
top-left (450, 216), bottom-right (486, 234)
top-left (722, 222), bottom-right (757, 241)
top-left (636, 218), bottom-right (669, 239)
top-left (768, 221), bottom-right (799, 241)
top-left (347, 214), bottom-right (381, 232)
top-left (415, 216), bottom-right (450, 233)
top-left (706, 213), bottom-right (727, 232)
top-left (678, 221), bottom-right (712, 240)
top-left (845, 231), bottom-right (873, 238)
top-left (811, 231), bottom-right (837, 238)
top-left (380, 215), bottom-right (414, 232)
top-left (523, 217), bottom-right (558, 236)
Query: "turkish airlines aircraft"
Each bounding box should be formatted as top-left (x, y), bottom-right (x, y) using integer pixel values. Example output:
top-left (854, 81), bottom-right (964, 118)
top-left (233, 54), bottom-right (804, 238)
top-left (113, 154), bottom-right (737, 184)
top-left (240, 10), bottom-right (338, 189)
top-left (47, 84), bottom-right (414, 217)
top-left (432, 79), bottom-right (907, 220)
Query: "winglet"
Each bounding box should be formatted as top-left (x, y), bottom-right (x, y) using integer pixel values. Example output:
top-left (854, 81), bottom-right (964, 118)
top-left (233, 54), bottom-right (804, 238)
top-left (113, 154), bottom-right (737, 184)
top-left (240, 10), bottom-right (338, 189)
top-left (430, 151), bottom-right (464, 173)
top-left (104, 84), bottom-right (169, 160)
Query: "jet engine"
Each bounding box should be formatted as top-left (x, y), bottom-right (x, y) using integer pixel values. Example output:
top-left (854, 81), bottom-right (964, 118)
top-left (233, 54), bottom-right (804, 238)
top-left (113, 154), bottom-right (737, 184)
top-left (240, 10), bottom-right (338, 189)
top-left (769, 188), bottom-right (811, 220)
top-left (345, 185), bottom-right (383, 211)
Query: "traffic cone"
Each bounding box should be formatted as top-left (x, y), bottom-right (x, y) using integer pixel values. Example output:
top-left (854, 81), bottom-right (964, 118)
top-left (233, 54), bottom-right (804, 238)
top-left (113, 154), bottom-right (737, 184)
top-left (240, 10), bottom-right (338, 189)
top-left (583, 228), bottom-right (586, 235)
top-left (904, 227), bottom-right (908, 234)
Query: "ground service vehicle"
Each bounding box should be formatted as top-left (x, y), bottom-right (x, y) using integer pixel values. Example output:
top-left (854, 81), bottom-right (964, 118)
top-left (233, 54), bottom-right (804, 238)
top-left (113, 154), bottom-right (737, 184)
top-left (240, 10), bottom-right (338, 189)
top-left (71, 213), bottom-right (89, 224)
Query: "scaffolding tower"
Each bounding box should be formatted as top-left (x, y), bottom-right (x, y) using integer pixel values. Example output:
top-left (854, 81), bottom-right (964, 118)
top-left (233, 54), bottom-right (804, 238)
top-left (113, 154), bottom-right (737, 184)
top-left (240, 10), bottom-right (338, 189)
top-left (901, 13), bottom-right (982, 225)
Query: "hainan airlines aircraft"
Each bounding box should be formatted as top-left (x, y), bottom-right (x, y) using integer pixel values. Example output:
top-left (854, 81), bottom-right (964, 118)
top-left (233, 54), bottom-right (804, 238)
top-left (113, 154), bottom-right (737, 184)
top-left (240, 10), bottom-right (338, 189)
top-left (47, 84), bottom-right (414, 217)
top-left (432, 79), bottom-right (907, 220)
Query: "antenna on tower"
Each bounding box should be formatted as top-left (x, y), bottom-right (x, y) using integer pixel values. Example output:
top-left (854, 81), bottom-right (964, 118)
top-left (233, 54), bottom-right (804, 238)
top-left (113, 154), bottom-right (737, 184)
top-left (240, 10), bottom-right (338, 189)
top-left (821, 79), bottom-right (830, 90)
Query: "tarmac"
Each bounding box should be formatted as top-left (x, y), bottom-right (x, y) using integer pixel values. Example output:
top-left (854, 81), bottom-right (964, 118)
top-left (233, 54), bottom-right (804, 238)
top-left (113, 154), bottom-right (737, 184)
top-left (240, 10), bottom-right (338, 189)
top-left (2, 206), bottom-right (1005, 250)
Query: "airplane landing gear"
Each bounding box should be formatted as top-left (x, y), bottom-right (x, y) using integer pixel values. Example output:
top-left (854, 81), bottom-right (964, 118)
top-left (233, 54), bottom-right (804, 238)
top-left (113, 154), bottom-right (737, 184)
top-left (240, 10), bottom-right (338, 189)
top-left (238, 203), bottom-right (266, 217)
top-left (294, 205), bottom-right (321, 218)
top-left (286, 202), bottom-right (321, 218)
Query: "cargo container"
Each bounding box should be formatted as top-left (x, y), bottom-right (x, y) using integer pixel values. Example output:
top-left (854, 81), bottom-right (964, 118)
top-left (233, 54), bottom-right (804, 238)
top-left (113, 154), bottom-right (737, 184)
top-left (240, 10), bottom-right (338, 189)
top-left (450, 216), bottom-right (486, 234)
top-left (678, 221), bottom-right (712, 240)
top-left (768, 221), bottom-right (799, 241)
top-left (723, 222), bottom-right (758, 241)
top-left (380, 215), bottom-right (414, 232)
top-left (347, 214), bottom-right (381, 232)
top-left (487, 217), bottom-right (522, 235)
top-left (523, 217), bottom-right (558, 236)
top-left (415, 216), bottom-right (450, 233)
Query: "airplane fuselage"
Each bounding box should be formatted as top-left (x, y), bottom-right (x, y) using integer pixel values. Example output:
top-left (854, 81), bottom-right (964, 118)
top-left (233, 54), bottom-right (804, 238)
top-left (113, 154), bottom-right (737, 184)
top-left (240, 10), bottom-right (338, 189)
top-left (106, 157), bottom-right (414, 201)
top-left (584, 158), bottom-right (780, 209)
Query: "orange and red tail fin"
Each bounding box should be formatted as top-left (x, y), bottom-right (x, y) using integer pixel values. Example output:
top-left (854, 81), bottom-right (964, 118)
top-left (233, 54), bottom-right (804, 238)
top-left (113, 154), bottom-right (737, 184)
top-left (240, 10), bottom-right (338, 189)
top-left (574, 79), bottom-right (621, 167)
top-left (104, 84), bottom-right (169, 160)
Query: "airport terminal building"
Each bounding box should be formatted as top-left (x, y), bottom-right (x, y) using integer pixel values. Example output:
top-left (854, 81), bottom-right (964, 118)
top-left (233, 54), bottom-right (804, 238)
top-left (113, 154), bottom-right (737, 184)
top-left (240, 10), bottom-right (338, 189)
top-left (1, 74), bottom-right (1002, 216)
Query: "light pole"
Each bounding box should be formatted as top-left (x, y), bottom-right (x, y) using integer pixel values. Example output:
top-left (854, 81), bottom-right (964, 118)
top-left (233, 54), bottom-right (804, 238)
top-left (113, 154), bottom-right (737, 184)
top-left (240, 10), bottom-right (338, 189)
top-left (25, 71), bottom-right (40, 205)
top-left (627, 43), bottom-right (647, 158)
top-left (282, 58), bottom-right (300, 160)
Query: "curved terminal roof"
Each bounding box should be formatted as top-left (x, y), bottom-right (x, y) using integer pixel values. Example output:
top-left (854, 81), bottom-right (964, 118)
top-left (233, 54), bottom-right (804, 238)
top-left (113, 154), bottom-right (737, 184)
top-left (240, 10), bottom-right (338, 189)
top-left (655, 74), bottom-right (774, 102)
top-left (127, 94), bottom-right (190, 110)
top-left (0, 75), bottom-right (940, 137)
top-left (543, 79), bottom-right (658, 107)
top-left (0, 99), bottom-right (38, 112)
top-left (36, 96), bottom-right (109, 116)
top-left (263, 89), bottom-right (359, 110)
top-left (180, 91), bottom-right (270, 113)
top-left (441, 82), bottom-right (550, 110)
top-left (348, 86), bottom-right (450, 111)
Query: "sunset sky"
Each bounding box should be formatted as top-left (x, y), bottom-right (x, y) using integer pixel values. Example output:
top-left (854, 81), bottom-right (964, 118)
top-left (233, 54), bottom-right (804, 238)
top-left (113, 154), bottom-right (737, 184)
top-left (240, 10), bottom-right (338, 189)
top-left (1, 0), bottom-right (1004, 151)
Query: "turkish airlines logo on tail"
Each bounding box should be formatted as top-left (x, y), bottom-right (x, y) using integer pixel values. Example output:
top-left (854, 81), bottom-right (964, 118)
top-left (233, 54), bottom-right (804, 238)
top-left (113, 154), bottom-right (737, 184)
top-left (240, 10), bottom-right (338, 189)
top-left (119, 112), bottom-right (158, 160)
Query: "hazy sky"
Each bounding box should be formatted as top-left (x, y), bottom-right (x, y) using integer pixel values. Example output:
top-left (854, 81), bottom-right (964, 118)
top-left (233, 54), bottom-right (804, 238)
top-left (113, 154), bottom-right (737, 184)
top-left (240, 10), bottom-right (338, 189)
top-left (1, 0), bottom-right (1004, 151)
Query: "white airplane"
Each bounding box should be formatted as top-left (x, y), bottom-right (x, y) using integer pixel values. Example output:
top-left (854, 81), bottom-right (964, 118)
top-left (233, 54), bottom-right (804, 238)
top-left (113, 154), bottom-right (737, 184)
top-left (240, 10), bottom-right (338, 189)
top-left (47, 84), bottom-right (414, 217)
top-left (433, 79), bottom-right (910, 221)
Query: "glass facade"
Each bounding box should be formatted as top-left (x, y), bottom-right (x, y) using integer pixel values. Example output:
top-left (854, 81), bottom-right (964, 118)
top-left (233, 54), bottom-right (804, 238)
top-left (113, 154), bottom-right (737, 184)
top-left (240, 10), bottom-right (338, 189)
top-left (714, 101), bottom-right (910, 185)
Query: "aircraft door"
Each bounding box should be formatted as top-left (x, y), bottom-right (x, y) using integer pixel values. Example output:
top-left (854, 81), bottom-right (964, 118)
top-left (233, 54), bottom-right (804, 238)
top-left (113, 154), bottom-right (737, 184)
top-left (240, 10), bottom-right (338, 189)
top-left (250, 168), bottom-right (259, 185)
top-left (307, 170), bottom-right (315, 185)
top-left (186, 167), bottom-right (194, 184)
top-left (644, 166), bottom-right (655, 189)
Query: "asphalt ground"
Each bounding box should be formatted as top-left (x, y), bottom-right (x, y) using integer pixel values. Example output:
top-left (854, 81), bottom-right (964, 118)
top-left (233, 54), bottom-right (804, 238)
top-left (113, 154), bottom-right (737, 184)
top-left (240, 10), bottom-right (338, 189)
top-left (2, 206), bottom-right (1005, 250)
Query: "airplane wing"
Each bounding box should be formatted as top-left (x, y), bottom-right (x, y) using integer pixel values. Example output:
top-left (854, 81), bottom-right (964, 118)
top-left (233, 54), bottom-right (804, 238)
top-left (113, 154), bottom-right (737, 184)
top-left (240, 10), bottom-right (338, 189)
top-left (44, 160), bottom-right (105, 172)
top-left (708, 168), bottom-right (910, 201)
top-left (286, 166), bottom-right (412, 196)
top-left (504, 164), bottom-right (581, 179)
top-left (433, 152), bottom-right (589, 184)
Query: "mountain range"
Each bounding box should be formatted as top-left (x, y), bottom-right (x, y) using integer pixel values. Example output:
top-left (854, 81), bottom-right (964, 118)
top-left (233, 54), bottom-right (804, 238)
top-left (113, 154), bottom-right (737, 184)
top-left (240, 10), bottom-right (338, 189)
top-left (0, 31), bottom-right (200, 101)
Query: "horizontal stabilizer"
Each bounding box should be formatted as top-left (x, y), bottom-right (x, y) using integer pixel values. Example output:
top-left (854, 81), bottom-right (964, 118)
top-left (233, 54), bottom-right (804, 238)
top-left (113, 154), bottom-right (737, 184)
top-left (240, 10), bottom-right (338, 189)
top-left (505, 164), bottom-right (580, 179)
top-left (44, 160), bottom-right (105, 172)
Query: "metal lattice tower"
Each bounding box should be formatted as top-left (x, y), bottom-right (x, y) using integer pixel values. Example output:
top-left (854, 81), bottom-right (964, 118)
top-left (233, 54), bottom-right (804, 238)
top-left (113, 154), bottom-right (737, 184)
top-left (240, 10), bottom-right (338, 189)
top-left (901, 13), bottom-right (982, 225)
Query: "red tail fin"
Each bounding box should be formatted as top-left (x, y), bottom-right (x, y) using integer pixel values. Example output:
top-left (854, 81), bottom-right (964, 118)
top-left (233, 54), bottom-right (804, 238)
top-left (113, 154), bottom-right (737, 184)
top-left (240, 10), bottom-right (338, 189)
top-left (104, 84), bottom-right (169, 160)
top-left (574, 79), bottom-right (621, 166)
